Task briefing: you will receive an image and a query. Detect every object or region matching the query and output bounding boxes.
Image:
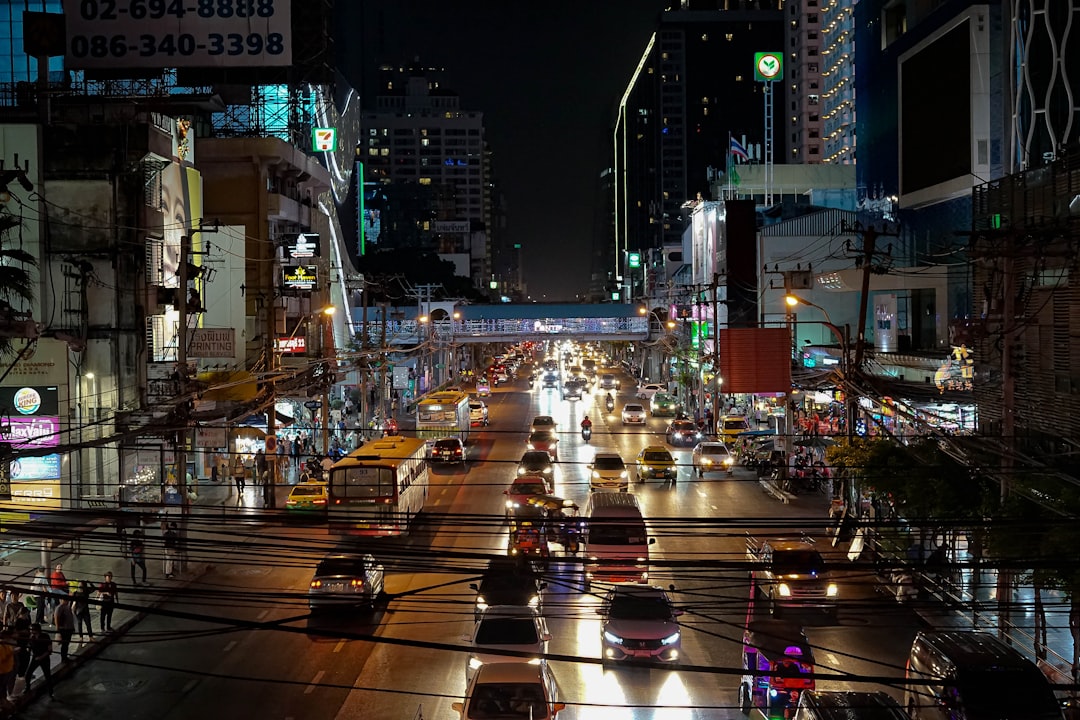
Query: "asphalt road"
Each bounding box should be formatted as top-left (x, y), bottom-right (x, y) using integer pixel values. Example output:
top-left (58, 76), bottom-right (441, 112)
top-left (20, 360), bottom-right (929, 720)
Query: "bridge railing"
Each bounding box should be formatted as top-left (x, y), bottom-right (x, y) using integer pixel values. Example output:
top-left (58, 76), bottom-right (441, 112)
top-left (361, 317), bottom-right (649, 345)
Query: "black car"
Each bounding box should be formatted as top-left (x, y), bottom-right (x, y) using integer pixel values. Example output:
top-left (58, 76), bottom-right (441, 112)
top-left (666, 420), bottom-right (703, 447)
top-left (469, 558), bottom-right (547, 621)
top-left (430, 437), bottom-right (467, 464)
top-left (517, 450), bottom-right (555, 479)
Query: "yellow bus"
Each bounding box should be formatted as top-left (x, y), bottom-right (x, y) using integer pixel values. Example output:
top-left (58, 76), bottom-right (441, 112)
top-left (327, 436), bottom-right (430, 536)
top-left (415, 390), bottom-right (471, 442)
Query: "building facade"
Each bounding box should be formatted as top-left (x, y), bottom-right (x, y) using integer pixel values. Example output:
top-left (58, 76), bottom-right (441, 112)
top-left (786, 0), bottom-right (825, 163)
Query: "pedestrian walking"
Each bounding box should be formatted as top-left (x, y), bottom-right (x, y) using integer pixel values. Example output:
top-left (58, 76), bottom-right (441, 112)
top-left (12, 605), bottom-right (30, 681)
top-left (52, 598), bottom-right (74, 662)
top-left (163, 522), bottom-right (179, 579)
top-left (29, 568), bottom-right (48, 625)
top-left (71, 581), bottom-right (93, 641)
top-left (47, 563), bottom-right (67, 621)
top-left (97, 572), bottom-right (118, 632)
top-left (129, 530), bottom-right (147, 585)
top-left (232, 455), bottom-right (246, 493)
top-left (254, 449), bottom-right (266, 486)
top-left (21, 624), bottom-right (52, 698)
top-left (0, 627), bottom-right (16, 704)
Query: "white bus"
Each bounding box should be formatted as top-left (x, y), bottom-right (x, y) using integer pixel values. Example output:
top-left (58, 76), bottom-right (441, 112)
top-left (415, 390), bottom-right (471, 442)
top-left (327, 436), bottom-right (430, 536)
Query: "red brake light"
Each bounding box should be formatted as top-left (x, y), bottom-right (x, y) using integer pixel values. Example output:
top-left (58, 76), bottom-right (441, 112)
top-left (310, 580), bottom-right (322, 589)
top-left (350, 579), bottom-right (364, 588)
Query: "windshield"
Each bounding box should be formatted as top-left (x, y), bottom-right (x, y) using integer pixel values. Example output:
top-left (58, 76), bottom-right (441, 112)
top-left (773, 549), bottom-right (825, 574)
top-left (434, 440), bottom-right (460, 450)
top-left (330, 466), bottom-right (394, 499)
top-left (609, 594), bottom-right (672, 620)
top-left (723, 419), bottom-right (750, 431)
top-left (672, 422), bottom-right (696, 431)
top-left (512, 483), bottom-right (547, 496)
top-left (528, 432), bottom-right (555, 444)
top-left (624, 405), bottom-right (643, 413)
top-left (520, 452), bottom-right (551, 466)
top-left (589, 524), bottom-right (647, 545)
top-left (475, 617), bottom-right (541, 645)
top-left (701, 445), bottom-right (728, 457)
top-left (594, 457), bottom-right (625, 470)
top-left (643, 451), bottom-right (672, 463)
top-left (532, 417), bottom-right (554, 427)
top-left (314, 559), bottom-right (365, 577)
top-left (468, 682), bottom-right (548, 719)
top-left (291, 486), bottom-right (324, 497)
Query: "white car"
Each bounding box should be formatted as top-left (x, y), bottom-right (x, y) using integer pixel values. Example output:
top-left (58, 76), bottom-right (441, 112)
top-left (452, 662), bottom-right (565, 720)
top-left (636, 383), bottom-right (665, 400)
top-left (463, 606), bottom-right (551, 679)
top-left (692, 441), bottom-right (735, 477)
top-left (530, 415), bottom-right (557, 434)
top-left (621, 403), bottom-right (647, 425)
top-left (469, 401), bottom-right (489, 426)
top-left (589, 452), bottom-right (629, 492)
top-left (598, 584), bottom-right (683, 663)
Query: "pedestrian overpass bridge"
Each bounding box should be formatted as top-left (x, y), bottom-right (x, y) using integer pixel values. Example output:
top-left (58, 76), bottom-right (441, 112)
top-left (354, 303), bottom-right (651, 345)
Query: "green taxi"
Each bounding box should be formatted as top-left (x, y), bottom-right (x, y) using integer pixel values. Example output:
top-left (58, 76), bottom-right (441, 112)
top-left (650, 392), bottom-right (681, 417)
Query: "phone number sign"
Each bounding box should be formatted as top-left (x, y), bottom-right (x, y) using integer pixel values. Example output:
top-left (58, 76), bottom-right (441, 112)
top-left (62, 0), bottom-right (292, 69)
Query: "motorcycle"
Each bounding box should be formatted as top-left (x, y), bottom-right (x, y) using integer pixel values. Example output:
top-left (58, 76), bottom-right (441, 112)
top-left (528, 376), bottom-right (534, 389)
top-left (581, 425), bottom-right (592, 443)
top-left (604, 394), bottom-right (615, 413)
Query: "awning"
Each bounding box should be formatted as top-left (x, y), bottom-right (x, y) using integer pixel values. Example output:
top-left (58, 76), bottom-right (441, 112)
top-left (237, 410), bottom-right (295, 428)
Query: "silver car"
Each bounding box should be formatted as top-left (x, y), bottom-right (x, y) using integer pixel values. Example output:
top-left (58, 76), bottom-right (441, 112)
top-left (463, 605), bottom-right (551, 679)
top-left (308, 553), bottom-right (385, 610)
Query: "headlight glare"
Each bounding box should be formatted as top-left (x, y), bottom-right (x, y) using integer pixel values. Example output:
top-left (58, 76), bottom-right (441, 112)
top-left (778, 583), bottom-right (792, 597)
top-left (661, 632), bottom-right (681, 645)
top-left (603, 631), bottom-right (624, 645)
top-left (827, 583), bottom-right (839, 597)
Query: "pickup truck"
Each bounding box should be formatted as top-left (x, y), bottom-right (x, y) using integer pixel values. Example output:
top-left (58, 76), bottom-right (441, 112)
top-left (746, 535), bottom-right (838, 618)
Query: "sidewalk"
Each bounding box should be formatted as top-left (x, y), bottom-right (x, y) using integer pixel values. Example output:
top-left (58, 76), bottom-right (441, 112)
top-left (0, 523), bottom-right (211, 715)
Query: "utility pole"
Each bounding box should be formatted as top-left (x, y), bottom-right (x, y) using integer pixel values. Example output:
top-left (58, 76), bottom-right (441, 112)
top-left (851, 225), bottom-right (877, 373)
top-left (264, 290), bottom-right (279, 508)
top-left (712, 273), bottom-right (720, 424)
top-left (175, 235), bottom-right (191, 556)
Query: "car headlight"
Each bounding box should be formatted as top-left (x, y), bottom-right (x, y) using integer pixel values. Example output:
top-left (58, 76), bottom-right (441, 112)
top-left (517, 468), bottom-right (526, 475)
top-left (778, 583), bottom-right (792, 597)
top-left (528, 594), bottom-right (540, 607)
top-left (475, 597), bottom-right (487, 610)
top-left (668, 466), bottom-right (677, 472)
top-left (468, 656), bottom-right (483, 670)
top-left (661, 632), bottom-right (681, 646)
top-left (827, 583), bottom-right (839, 597)
top-left (592, 471), bottom-right (601, 479)
top-left (603, 631), bottom-right (624, 645)
top-left (619, 471), bottom-right (628, 479)
top-left (702, 458), bottom-right (713, 466)
top-left (723, 457), bottom-right (734, 466)
top-left (527, 443), bottom-right (536, 450)
top-left (506, 500), bottom-right (515, 508)
top-left (636, 557), bottom-right (647, 563)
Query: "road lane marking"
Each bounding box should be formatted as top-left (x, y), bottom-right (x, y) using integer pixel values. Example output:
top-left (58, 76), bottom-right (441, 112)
top-left (711, 505), bottom-right (717, 511)
top-left (304, 670), bottom-right (326, 694)
top-left (696, 489), bottom-right (707, 497)
top-left (333, 640), bottom-right (346, 653)
top-left (825, 652), bottom-right (839, 664)
top-left (223, 640), bottom-right (237, 653)
top-left (256, 610), bottom-right (269, 621)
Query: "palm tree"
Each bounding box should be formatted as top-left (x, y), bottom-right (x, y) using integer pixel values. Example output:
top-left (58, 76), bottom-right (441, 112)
top-left (0, 213), bottom-right (39, 356)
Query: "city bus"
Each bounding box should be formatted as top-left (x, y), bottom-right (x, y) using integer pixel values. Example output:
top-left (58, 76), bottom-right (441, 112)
top-left (327, 436), bottom-right (430, 536)
top-left (415, 390), bottom-right (471, 442)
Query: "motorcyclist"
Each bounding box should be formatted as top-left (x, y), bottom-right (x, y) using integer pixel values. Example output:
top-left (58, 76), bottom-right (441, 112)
top-left (604, 393), bottom-right (614, 411)
top-left (580, 416), bottom-right (593, 430)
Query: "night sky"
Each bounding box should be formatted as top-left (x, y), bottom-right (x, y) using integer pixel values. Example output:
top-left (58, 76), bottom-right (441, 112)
top-left (350, 1), bottom-right (669, 301)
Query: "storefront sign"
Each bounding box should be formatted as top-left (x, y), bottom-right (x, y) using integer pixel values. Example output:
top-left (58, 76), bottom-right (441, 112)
top-left (934, 345), bottom-right (975, 393)
top-left (195, 427), bottom-right (227, 448)
top-left (11, 479), bottom-right (61, 509)
top-left (433, 221), bottom-right (470, 234)
top-left (10, 454), bottom-right (61, 480)
top-left (282, 265), bottom-right (318, 291)
top-left (4, 417), bottom-right (60, 448)
top-left (285, 232), bottom-right (320, 259)
top-left (275, 336), bottom-right (306, 353)
top-left (189, 329), bottom-right (236, 358)
top-left (0, 386), bottom-right (59, 416)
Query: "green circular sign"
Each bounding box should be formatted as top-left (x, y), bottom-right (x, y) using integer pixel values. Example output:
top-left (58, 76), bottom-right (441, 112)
top-left (755, 52), bottom-right (782, 81)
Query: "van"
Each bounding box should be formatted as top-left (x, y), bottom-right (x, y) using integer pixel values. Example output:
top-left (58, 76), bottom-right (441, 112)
top-left (582, 492), bottom-right (654, 590)
top-left (904, 631), bottom-right (1063, 719)
top-left (794, 691), bottom-right (908, 720)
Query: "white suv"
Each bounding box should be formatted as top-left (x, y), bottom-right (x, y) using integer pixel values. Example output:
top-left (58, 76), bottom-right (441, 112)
top-left (589, 452), bottom-right (629, 492)
top-left (636, 383), bottom-right (665, 400)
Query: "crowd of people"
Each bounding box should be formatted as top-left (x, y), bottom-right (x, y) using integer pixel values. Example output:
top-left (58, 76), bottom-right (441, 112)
top-left (0, 564), bottom-right (121, 704)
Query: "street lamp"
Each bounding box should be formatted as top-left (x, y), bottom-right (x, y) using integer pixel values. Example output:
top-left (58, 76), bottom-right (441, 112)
top-left (784, 295), bottom-right (849, 374)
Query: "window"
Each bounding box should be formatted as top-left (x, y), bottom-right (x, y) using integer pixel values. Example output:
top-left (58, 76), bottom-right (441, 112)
top-left (809, 114), bottom-right (819, 122)
top-left (808, 14), bottom-right (818, 23)
top-left (809, 130), bottom-right (820, 138)
top-left (808, 31), bottom-right (818, 40)
top-left (810, 146), bottom-right (820, 155)
top-left (808, 46), bottom-right (819, 56)
top-left (809, 63), bottom-right (819, 73)
top-left (808, 95), bottom-right (820, 105)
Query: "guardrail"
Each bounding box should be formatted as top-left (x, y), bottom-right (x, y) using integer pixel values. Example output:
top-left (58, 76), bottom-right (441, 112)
top-left (361, 317), bottom-right (650, 345)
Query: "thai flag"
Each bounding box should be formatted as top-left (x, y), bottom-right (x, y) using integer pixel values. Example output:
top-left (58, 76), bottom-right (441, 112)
top-left (730, 137), bottom-right (750, 161)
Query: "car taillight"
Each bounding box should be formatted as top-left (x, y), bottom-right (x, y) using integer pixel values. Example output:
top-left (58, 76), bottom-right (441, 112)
top-left (310, 580), bottom-right (322, 589)
top-left (350, 579), bottom-right (365, 588)
top-left (313, 498), bottom-right (327, 505)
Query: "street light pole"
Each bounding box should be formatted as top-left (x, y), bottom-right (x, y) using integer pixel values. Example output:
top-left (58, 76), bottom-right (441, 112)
top-left (785, 294), bottom-right (855, 439)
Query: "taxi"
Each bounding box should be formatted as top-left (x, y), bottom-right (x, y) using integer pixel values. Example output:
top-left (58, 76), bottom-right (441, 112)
top-left (650, 393), bottom-right (681, 417)
top-left (285, 481), bottom-right (328, 513)
top-left (635, 446), bottom-right (677, 482)
top-left (719, 415), bottom-right (752, 442)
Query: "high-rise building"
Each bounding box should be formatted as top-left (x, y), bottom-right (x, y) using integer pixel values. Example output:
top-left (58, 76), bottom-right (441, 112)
top-left (613, 2), bottom-right (785, 292)
top-left (819, 0), bottom-right (856, 164)
top-left (360, 62), bottom-right (491, 286)
top-left (1008, 0), bottom-right (1080, 171)
top-left (786, 1), bottom-right (824, 163)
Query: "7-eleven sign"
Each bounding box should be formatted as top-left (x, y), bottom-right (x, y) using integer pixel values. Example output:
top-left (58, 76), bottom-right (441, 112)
top-left (312, 127), bottom-right (337, 152)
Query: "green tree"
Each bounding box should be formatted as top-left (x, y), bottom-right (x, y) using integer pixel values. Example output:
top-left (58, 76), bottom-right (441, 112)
top-left (0, 214), bottom-right (38, 356)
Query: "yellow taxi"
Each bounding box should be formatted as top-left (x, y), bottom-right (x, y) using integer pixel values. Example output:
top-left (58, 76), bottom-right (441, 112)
top-left (635, 445), bottom-right (678, 482)
top-left (718, 415), bottom-right (752, 442)
top-left (285, 481), bottom-right (328, 513)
